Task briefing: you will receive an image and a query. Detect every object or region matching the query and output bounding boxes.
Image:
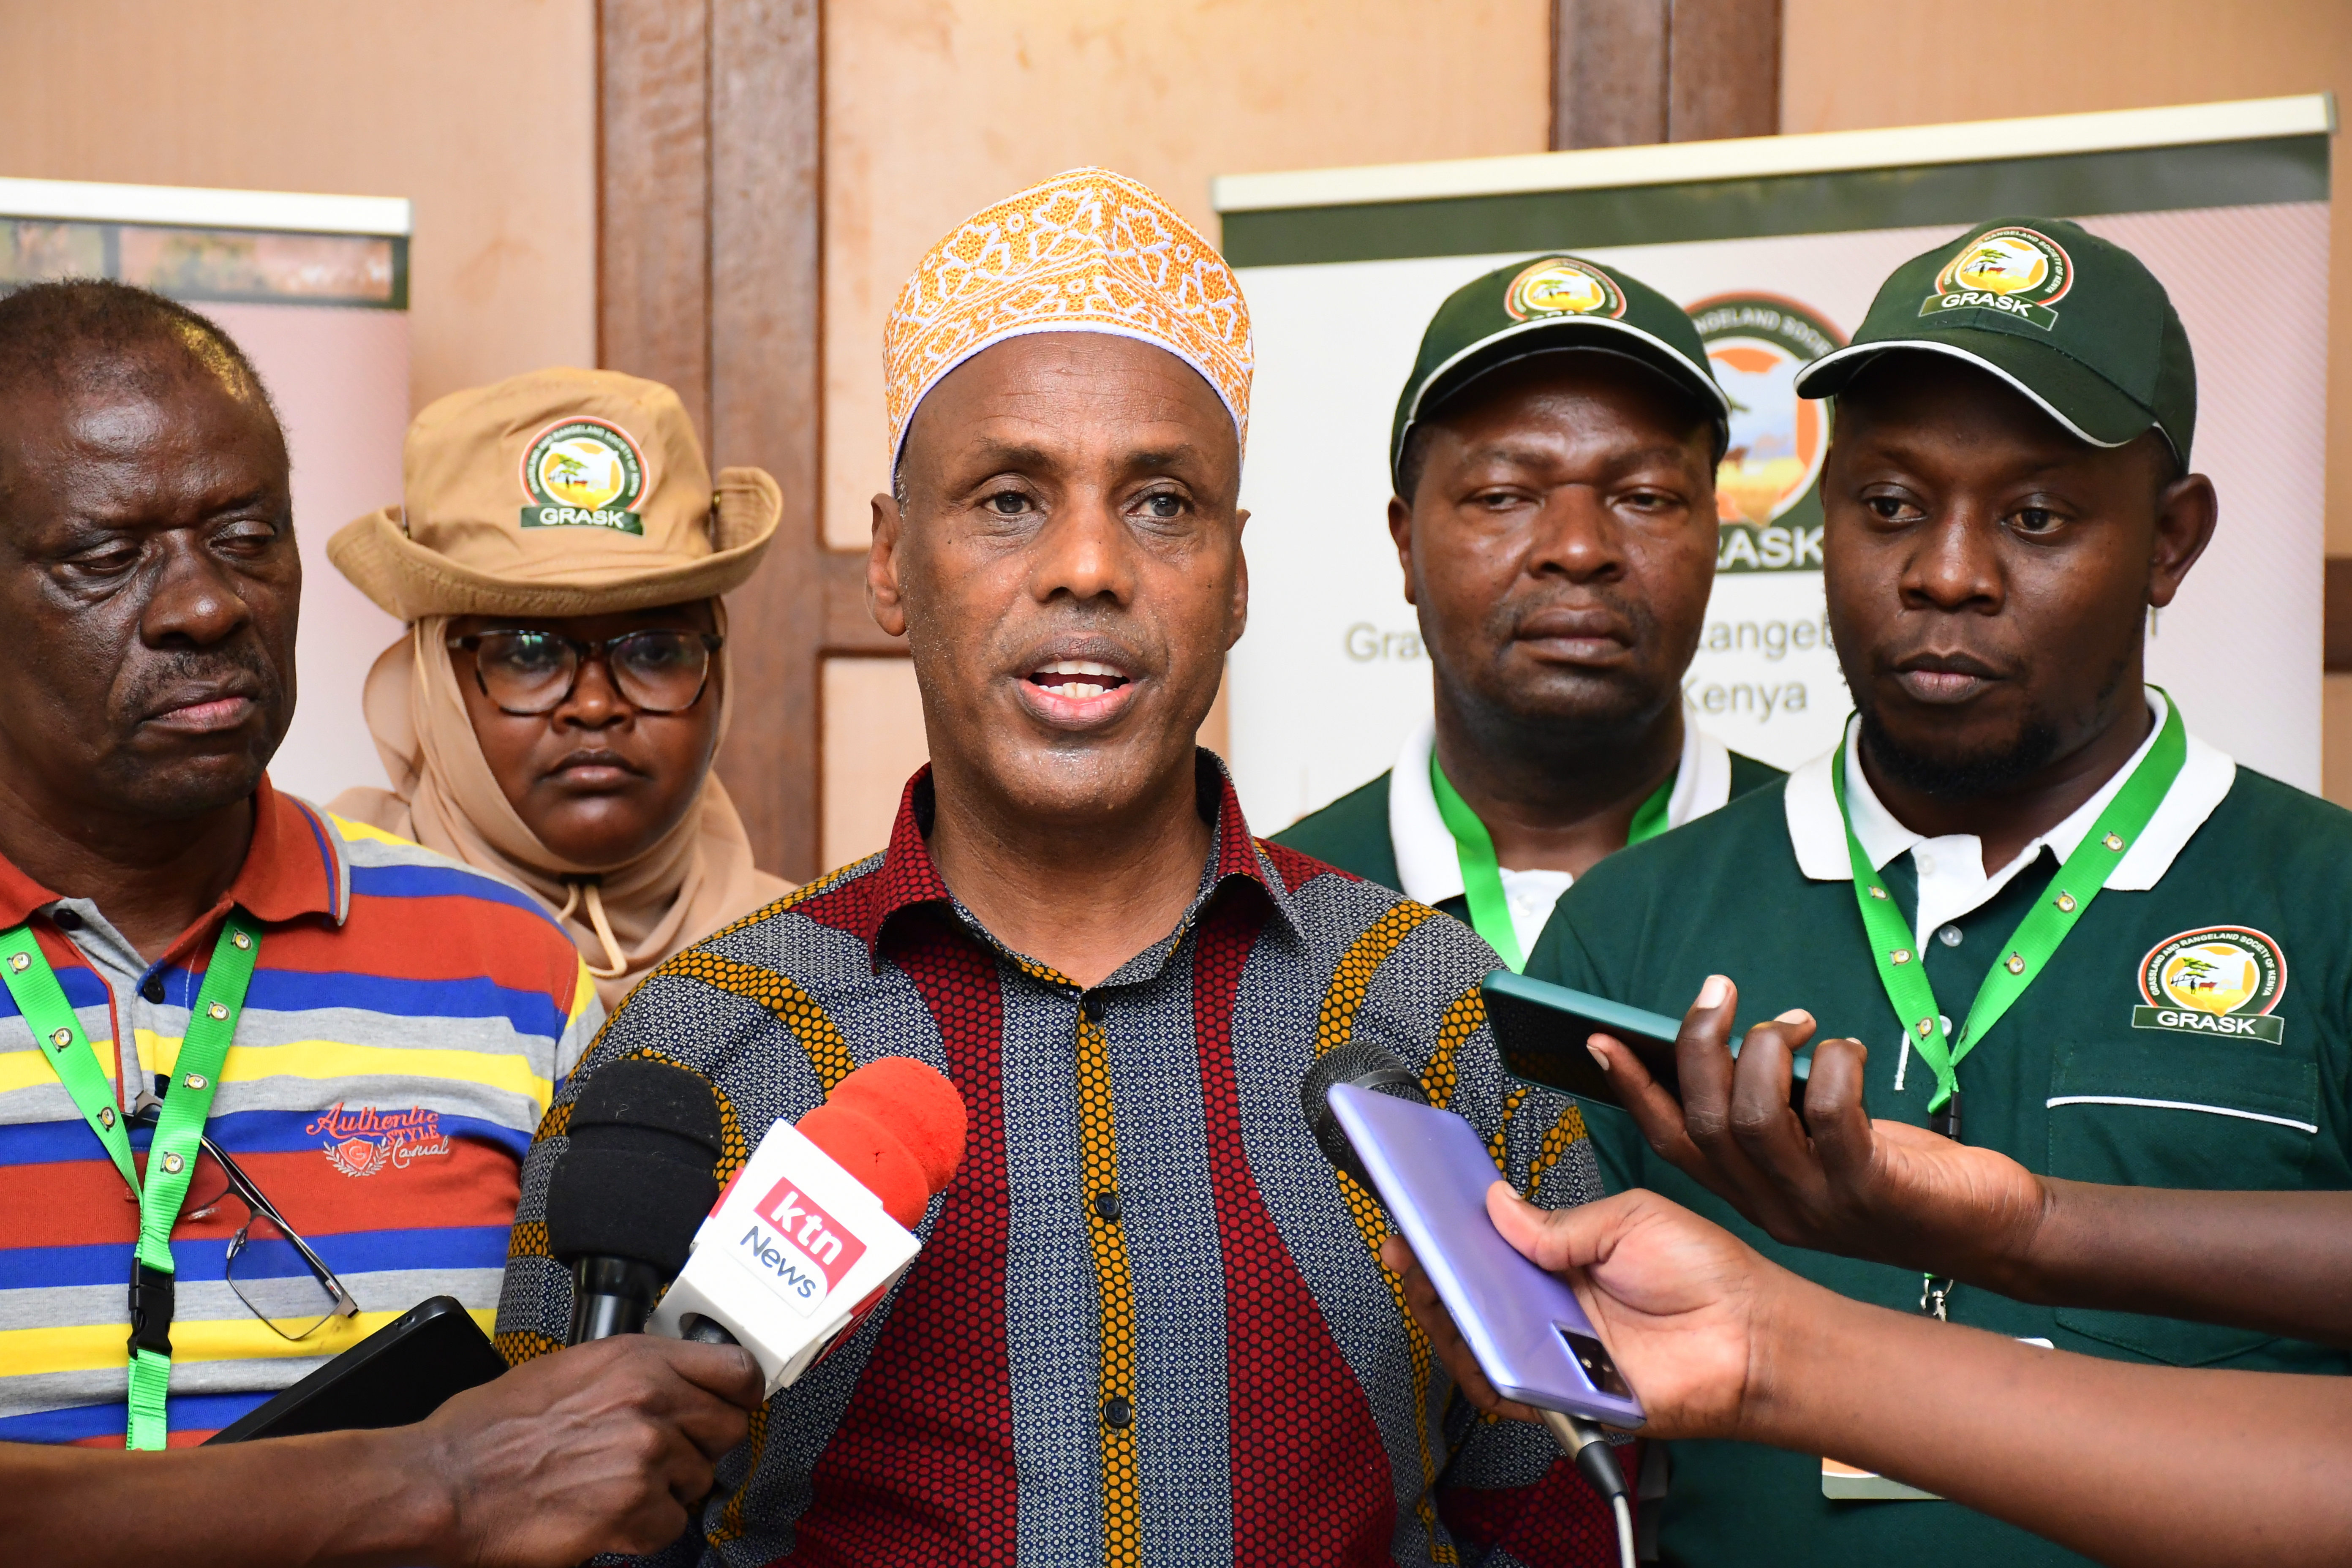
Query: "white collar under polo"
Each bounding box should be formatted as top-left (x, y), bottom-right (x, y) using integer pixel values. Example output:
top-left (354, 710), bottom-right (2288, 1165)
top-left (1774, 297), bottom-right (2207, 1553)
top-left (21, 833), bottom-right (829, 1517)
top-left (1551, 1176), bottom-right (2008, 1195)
top-left (1782, 688), bottom-right (2237, 951)
top-left (1390, 705), bottom-right (1736, 958)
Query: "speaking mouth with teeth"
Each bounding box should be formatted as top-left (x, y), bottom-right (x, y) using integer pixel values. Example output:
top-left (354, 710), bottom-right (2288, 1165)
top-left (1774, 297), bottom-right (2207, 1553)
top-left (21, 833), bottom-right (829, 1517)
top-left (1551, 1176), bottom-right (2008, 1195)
top-left (1028, 659), bottom-right (1132, 700)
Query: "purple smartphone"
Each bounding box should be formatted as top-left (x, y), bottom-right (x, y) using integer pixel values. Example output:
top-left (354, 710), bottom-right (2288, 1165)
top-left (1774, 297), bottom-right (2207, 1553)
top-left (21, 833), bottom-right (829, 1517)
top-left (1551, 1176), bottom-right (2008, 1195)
top-left (1328, 1081), bottom-right (1644, 1428)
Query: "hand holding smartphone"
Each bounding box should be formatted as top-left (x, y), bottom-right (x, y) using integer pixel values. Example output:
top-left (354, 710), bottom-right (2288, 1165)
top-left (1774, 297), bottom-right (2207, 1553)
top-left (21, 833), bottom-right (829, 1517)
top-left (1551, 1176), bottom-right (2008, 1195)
top-left (1326, 1082), bottom-right (1644, 1428)
top-left (1482, 970), bottom-right (1813, 1109)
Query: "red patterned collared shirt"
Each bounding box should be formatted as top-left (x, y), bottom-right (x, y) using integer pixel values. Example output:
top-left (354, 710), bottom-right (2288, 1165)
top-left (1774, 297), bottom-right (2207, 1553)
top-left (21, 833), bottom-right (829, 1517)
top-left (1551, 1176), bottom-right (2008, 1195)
top-left (498, 756), bottom-right (1616, 1567)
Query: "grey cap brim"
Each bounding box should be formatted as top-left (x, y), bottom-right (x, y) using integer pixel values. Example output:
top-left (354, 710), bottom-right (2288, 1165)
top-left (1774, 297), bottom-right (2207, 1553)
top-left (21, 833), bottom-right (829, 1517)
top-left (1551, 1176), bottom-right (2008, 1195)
top-left (1795, 333), bottom-right (2159, 453)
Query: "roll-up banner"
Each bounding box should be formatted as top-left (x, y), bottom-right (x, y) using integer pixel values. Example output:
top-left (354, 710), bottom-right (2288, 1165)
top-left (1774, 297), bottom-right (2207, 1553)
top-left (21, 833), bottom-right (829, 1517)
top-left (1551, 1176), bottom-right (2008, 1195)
top-left (0, 177), bottom-right (411, 805)
top-left (1216, 95), bottom-right (2335, 828)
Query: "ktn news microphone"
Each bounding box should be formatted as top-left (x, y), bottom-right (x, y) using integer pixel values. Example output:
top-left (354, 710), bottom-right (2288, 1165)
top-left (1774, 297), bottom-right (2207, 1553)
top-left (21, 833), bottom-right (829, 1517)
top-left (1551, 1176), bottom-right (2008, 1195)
top-left (1301, 1041), bottom-right (1641, 1568)
top-left (547, 1054), bottom-right (968, 1396)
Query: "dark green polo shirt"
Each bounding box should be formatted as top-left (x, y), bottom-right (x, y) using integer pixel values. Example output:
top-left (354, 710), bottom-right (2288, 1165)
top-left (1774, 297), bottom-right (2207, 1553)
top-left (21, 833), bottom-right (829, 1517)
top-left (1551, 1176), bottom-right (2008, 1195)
top-left (1527, 757), bottom-right (2352, 1567)
top-left (1272, 753), bottom-right (1785, 929)
top-left (1273, 770), bottom-right (1432, 904)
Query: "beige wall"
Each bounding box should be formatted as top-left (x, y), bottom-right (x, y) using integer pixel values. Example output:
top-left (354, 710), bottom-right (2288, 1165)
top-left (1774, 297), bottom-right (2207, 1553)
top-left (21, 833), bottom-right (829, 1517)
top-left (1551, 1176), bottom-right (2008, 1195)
top-left (0, 0), bottom-right (597, 414)
top-left (822, 0), bottom-right (1553, 548)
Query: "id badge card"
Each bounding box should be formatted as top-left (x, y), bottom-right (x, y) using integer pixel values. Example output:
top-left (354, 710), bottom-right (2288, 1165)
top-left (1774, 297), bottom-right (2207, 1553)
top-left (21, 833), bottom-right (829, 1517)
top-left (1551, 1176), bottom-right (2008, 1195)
top-left (1821, 1338), bottom-right (2053, 1499)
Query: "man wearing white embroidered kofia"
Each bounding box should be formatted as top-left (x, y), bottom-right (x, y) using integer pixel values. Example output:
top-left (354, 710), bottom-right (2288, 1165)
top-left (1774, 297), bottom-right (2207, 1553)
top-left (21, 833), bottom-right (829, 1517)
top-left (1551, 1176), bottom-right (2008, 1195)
top-left (496, 169), bottom-right (1623, 1566)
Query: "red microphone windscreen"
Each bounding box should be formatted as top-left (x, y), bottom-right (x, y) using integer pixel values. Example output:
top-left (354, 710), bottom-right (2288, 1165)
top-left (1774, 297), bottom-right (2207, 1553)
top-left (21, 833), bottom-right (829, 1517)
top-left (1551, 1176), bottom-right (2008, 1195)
top-left (827, 1057), bottom-right (968, 1194)
top-left (795, 1102), bottom-right (931, 1228)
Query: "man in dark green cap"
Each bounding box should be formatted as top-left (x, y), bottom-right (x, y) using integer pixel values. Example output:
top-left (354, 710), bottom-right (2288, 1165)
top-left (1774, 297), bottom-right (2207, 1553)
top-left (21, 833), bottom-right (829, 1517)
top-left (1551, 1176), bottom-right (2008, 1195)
top-left (1275, 254), bottom-right (1780, 972)
top-left (1505, 217), bottom-right (2352, 1565)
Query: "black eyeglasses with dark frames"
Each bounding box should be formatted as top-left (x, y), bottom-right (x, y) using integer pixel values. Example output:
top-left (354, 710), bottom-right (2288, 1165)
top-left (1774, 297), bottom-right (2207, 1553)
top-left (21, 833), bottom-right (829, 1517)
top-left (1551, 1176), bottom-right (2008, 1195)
top-left (129, 1102), bottom-right (361, 1342)
top-left (447, 628), bottom-right (724, 716)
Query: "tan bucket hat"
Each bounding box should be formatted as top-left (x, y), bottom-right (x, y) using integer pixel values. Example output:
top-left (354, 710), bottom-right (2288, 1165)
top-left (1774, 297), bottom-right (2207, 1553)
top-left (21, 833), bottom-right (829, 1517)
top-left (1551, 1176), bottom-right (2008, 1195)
top-left (329, 367), bottom-right (781, 620)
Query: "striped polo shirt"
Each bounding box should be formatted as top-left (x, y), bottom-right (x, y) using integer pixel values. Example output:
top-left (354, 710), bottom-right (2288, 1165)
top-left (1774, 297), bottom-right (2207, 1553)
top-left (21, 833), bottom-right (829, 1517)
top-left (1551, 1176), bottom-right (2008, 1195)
top-left (0, 777), bottom-right (599, 1446)
top-left (498, 755), bottom-right (1620, 1567)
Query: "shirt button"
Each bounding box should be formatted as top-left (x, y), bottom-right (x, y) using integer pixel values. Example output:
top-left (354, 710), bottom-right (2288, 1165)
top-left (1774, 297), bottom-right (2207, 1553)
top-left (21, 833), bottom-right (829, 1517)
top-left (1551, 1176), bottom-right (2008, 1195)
top-left (1101, 1394), bottom-right (1132, 1429)
top-left (1938, 925), bottom-right (1963, 947)
top-left (50, 908), bottom-right (82, 931)
top-left (140, 977), bottom-right (166, 1004)
top-left (1080, 994), bottom-right (1105, 1023)
top-left (1092, 1188), bottom-right (1122, 1222)
top-left (1916, 852), bottom-right (1938, 876)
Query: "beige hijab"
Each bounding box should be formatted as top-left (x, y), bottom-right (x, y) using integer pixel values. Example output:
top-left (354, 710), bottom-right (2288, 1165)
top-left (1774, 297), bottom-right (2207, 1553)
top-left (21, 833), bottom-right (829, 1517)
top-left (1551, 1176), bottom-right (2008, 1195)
top-left (330, 610), bottom-right (789, 1010)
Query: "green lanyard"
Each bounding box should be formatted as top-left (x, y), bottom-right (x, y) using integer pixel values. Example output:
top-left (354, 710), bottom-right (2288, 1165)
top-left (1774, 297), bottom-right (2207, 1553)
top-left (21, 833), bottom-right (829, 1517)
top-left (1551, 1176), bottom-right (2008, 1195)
top-left (1430, 754), bottom-right (1675, 973)
top-left (1833, 696), bottom-right (2186, 1119)
top-left (0, 911), bottom-right (263, 1450)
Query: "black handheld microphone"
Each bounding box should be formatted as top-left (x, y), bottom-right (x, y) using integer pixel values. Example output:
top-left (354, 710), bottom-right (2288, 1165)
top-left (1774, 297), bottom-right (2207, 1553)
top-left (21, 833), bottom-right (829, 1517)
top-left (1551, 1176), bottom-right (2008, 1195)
top-left (547, 1056), bottom-right (727, 1344)
top-left (1302, 1039), bottom-right (1432, 1186)
top-left (1300, 1043), bottom-right (1633, 1558)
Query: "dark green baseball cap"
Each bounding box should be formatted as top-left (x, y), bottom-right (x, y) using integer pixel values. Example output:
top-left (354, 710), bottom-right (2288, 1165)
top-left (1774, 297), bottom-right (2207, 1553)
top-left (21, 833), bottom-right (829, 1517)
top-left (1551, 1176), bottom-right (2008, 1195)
top-left (1794, 216), bottom-right (2195, 464)
top-left (1391, 254), bottom-right (1729, 492)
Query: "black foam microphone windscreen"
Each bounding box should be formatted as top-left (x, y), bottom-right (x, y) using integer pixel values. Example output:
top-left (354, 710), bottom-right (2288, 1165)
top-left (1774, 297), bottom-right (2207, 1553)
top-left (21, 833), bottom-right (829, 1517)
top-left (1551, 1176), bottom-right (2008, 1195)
top-left (546, 1056), bottom-right (727, 1279)
top-left (1299, 1040), bottom-right (1428, 1192)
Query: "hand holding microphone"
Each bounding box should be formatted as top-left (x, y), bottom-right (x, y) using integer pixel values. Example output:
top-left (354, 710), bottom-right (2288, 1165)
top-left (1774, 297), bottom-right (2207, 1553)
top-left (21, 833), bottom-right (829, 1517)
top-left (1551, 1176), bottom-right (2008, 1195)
top-left (0, 1308), bottom-right (764, 1568)
top-left (548, 1054), bottom-right (969, 1398)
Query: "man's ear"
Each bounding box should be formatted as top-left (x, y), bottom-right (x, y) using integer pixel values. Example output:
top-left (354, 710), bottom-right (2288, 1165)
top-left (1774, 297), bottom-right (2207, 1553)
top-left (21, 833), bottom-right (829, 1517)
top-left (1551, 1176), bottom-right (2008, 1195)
top-left (2147, 470), bottom-right (2217, 610)
top-left (1387, 494), bottom-right (1418, 607)
top-left (868, 491), bottom-right (911, 639)
top-left (1225, 509), bottom-right (1250, 651)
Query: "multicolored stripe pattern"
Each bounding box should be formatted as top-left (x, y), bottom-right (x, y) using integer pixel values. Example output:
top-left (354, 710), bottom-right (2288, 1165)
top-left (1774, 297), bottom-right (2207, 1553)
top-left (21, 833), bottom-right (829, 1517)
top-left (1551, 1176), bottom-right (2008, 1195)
top-left (0, 779), bottom-right (598, 1446)
top-left (496, 757), bottom-right (1612, 1566)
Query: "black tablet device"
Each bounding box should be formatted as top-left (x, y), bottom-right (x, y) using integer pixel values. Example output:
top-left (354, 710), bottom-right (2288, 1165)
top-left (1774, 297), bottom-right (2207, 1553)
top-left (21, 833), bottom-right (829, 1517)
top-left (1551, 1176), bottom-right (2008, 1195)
top-left (1482, 969), bottom-right (1810, 1108)
top-left (205, 1295), bottom-right (509, 1444)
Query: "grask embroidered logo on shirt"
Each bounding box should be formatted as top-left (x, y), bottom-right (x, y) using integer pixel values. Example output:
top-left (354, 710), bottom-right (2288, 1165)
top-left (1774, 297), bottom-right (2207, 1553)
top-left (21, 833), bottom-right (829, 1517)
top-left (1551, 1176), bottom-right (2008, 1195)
top-left (307, 1102), bottom-right (453, 1177)
top-left (2131, 926), bottom-right (2287, 1043)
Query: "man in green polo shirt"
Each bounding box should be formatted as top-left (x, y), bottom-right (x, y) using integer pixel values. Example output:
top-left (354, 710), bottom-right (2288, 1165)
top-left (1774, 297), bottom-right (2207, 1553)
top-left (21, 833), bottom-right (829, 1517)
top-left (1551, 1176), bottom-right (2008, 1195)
top-left (1274, 256), bottom-right (1779, 970)
top-left (1522, 218), bottom-right (2351, 1565)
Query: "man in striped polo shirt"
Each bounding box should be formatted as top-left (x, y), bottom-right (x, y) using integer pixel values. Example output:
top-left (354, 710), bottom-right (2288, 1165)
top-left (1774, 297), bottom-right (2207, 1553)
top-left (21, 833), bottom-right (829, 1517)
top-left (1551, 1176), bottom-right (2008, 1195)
top-left (0, 281), bottom-right (761, 1565)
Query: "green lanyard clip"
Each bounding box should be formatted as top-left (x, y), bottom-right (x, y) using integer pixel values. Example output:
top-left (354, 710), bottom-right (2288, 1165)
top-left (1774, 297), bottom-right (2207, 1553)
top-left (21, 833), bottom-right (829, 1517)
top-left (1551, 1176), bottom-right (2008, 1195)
top-left (1831, 692), bottom-right (2187, 1116)
top-left (0, 908), bottom-right (264, 1449)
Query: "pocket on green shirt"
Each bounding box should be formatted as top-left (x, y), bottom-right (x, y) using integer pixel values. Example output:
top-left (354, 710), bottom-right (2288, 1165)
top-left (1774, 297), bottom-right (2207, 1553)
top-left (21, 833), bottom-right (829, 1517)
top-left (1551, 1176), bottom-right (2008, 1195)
top-left (2045, 1033), bottom-right (2319, 1366)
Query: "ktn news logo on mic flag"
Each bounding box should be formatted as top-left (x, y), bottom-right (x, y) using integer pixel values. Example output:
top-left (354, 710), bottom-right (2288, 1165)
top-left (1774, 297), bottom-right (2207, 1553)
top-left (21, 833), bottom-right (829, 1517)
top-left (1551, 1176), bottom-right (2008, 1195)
top-left (740, 1175), bottom-right (871, 1312)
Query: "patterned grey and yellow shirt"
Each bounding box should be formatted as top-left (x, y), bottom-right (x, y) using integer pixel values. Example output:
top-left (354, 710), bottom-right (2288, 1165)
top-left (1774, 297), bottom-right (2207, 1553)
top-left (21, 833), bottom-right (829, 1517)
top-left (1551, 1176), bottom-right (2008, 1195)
top-left (498, 754), bottom-right (1617, 1568)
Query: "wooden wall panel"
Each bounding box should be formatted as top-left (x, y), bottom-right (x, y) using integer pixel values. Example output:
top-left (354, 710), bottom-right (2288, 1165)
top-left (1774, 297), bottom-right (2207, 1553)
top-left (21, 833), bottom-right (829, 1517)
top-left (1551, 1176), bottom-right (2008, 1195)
top-left (598, 0), bottom-right (712, 438)
top-left (602, 0), bottom-right (867, 881)
top-left (708, 0), bottom-right (828, 878)
top-left (1667, 0), bottom-right (1782, 142)
top-left (1554, 0), bottom-right (1670, 149)
top-left (1552, 0), bottom-right (1781, 149)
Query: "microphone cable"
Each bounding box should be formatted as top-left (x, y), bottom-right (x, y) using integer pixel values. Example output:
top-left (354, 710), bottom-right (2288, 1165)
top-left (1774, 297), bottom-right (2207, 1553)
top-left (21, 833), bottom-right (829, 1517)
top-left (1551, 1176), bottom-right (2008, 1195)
top-left (1540, 1410), bottom-right (1634, 1568)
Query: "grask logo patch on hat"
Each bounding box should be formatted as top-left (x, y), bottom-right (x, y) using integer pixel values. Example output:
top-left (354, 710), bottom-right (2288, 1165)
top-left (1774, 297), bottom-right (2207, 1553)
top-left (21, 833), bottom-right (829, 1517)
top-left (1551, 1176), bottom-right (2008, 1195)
top-left (1918, 226), bottom-right (2074, 332)
top-left (519, 416), bottom-right (648, 534)
top-left (2131, 926), bottom-right (2287, 1043)
top-left (1504, 258), bottom-right (1627, 322)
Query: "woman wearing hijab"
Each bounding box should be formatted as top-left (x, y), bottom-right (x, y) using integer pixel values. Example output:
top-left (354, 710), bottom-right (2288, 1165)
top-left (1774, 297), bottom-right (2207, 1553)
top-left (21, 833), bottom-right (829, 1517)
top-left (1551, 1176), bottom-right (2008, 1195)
top-left (328, 367), bottom-right (792, 1009)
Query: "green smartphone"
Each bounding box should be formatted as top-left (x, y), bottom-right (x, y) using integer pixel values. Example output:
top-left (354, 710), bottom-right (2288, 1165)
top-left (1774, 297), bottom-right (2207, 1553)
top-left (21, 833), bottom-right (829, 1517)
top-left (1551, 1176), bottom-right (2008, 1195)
top-left (1481, 969), bottom-right (1810, 1108)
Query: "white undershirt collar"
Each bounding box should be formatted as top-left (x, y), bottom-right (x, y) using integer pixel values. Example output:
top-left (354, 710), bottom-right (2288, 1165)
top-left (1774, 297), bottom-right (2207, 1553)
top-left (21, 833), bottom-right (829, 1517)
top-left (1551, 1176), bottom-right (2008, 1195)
top-left (1391, 705), bottom-right (1734, 956)
top-left (1782, 689), bottom-right (2236, 946)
